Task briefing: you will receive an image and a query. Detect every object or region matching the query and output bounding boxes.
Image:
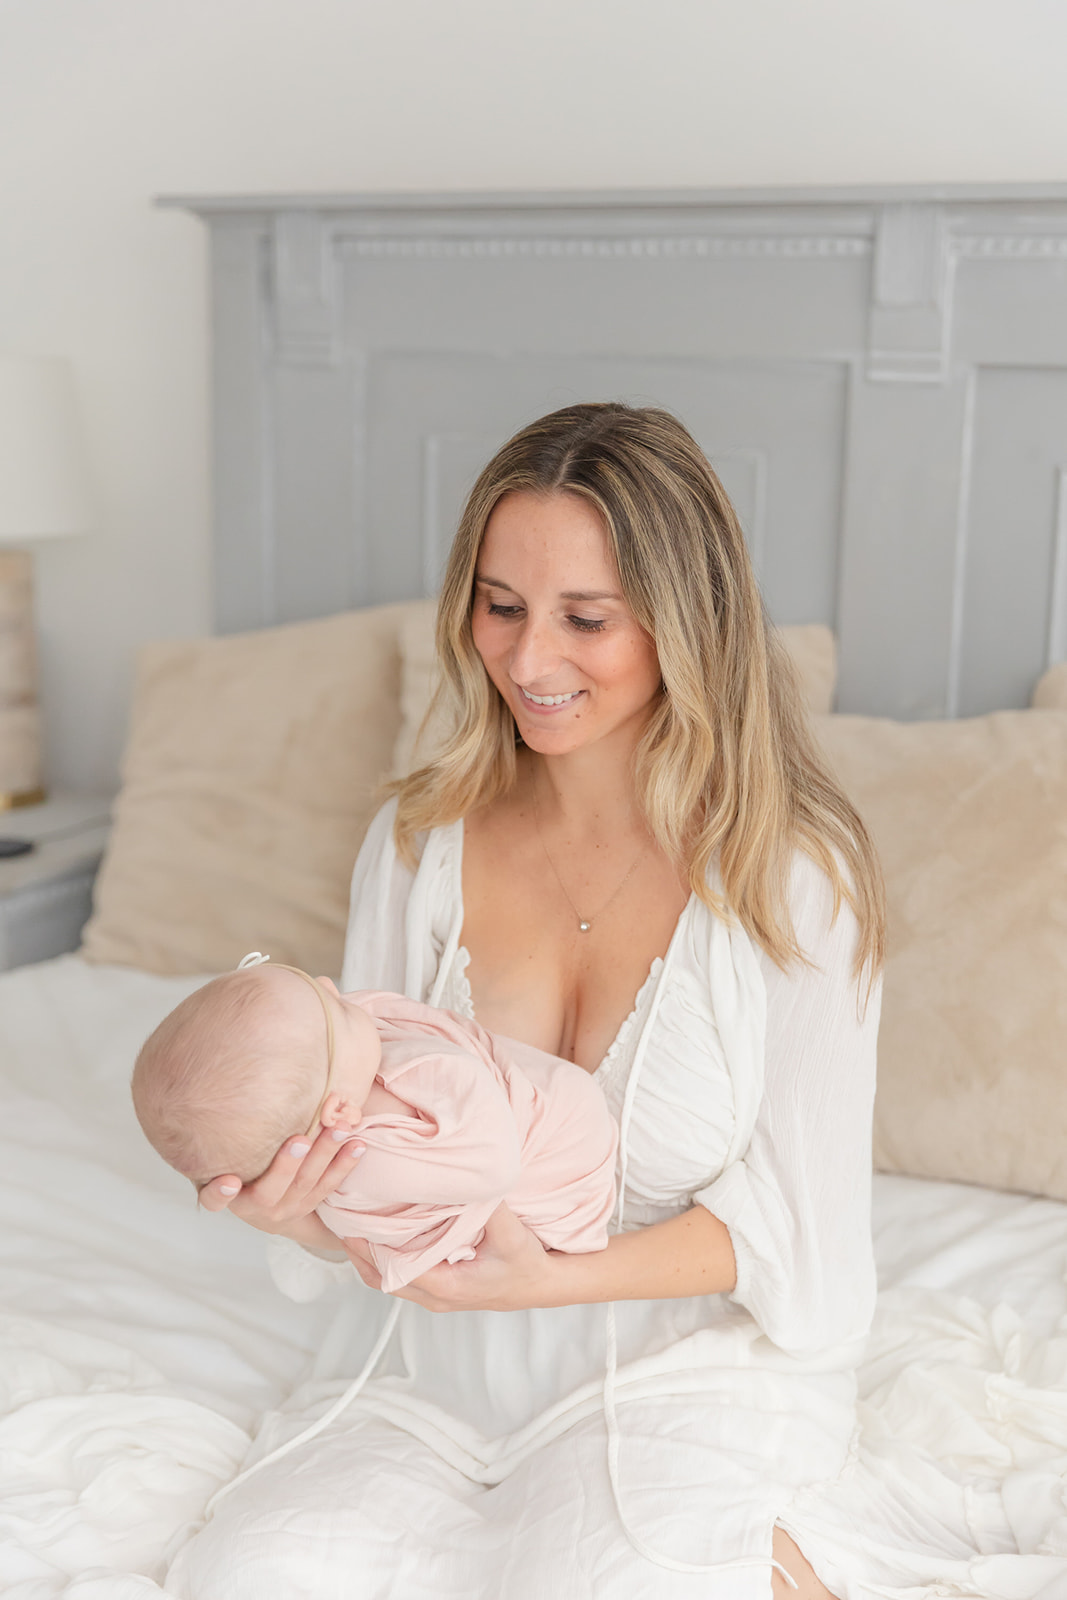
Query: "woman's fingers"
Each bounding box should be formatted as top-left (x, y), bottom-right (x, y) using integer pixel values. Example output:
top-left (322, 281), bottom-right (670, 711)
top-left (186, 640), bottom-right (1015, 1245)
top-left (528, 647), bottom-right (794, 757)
top-left (197, 1175), bottom-right (242, 1212)
top-left (243, 1127), bottom-right (365, 1214)
top-left (479, 1202), bottom-right (528, 1253)
top-left (197, 1130), bottom-right (366, 1233)
top-left (386, 1206), bottom-right (550, 1313)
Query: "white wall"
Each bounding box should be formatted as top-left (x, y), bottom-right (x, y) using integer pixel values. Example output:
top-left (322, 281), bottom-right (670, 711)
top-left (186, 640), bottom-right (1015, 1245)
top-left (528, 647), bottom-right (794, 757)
top-left (1, 0), bottom-right (1065, 791)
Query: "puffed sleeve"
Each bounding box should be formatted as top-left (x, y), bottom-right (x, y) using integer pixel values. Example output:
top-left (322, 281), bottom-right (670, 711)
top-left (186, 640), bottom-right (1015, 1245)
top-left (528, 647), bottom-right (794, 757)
top-left (339, 797), bottom-right (414, 994)
top-left (692, 853), bottom-right (880, 1356)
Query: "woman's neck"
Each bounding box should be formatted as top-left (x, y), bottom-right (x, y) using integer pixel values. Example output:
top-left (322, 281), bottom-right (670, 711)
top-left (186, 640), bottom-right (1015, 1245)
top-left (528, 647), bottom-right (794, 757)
top-left (523, 741), bottom-right (646, 842)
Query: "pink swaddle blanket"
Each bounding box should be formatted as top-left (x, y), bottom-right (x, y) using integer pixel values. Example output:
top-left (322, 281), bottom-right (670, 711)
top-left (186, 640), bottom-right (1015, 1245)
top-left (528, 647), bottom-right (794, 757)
top-left (316, 991), bottom-right (618, 1292)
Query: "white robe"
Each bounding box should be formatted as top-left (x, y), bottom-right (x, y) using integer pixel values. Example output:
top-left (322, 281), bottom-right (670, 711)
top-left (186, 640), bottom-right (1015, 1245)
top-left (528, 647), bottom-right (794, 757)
top-left (171, 800), bottom-right (989, 1600)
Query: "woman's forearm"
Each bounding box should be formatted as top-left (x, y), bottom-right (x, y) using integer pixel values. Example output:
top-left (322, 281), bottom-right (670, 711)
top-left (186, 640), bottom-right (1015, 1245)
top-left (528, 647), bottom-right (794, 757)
top-left (287, 1212), bottom-right (349, 1253)
top-left (538, 1204), bottom-right (737, 1307)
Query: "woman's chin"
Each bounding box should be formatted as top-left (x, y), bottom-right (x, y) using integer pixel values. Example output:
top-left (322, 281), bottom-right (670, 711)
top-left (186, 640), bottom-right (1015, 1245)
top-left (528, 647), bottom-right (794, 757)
top-left (510, 714), bottom-right (588, 756)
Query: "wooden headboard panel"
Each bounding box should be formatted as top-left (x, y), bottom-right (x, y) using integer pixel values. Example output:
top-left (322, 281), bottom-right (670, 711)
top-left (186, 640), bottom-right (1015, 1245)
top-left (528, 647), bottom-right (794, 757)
top-left (167, 183), bottom-right (1067, 720)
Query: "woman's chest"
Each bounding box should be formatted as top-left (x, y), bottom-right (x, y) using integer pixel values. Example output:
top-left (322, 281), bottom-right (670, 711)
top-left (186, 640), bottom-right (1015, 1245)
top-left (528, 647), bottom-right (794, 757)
top-left (432, 906), bottom-right (743, 1214)
top-left (457, 825), bottom-right (690, 1073)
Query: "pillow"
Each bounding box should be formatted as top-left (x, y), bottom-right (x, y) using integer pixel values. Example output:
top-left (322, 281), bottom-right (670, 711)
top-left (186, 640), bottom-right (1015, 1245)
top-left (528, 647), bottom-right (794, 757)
top-left (815, 709), bottom-right (1067, 1201)
top-left (1032, 661), bottom-right (1067, 709)
top-left (392, 601), bottom-right (838, 776)
top-left (81, 604), bottom-right (419, 978)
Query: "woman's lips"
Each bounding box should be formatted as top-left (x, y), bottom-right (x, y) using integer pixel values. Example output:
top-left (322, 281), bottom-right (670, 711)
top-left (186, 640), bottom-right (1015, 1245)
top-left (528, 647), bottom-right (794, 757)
top-left (516, 687), bottom-right (585, 713)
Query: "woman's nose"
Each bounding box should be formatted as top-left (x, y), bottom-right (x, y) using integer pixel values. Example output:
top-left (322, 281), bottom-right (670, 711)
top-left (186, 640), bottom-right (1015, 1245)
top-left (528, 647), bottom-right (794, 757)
top-left (507, 615), bottom-right (562, 686)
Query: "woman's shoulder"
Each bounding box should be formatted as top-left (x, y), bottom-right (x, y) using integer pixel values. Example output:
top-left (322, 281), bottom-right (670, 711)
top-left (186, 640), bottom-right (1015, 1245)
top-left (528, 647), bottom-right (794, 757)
top-left (356, 796), bottom-right (462, 878)
top-left (775, 845), bottom-right (865, 983)
top-left (700, 844), bottom-right (859, 978)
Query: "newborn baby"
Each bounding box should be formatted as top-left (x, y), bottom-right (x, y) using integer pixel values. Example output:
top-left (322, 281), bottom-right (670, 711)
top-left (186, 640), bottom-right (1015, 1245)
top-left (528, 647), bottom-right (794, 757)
top-left (132, 960), bottom-right (618, 1292)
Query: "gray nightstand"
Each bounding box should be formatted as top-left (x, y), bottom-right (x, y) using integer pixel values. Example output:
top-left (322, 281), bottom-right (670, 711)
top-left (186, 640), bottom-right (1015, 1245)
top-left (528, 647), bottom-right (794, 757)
top-left (0, 792), bottom-right (112, 971)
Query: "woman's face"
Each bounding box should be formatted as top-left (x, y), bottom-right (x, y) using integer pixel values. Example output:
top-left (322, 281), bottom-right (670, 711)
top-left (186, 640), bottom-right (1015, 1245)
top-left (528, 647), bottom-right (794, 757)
top-left (470, 490), bottom-right (662, 760)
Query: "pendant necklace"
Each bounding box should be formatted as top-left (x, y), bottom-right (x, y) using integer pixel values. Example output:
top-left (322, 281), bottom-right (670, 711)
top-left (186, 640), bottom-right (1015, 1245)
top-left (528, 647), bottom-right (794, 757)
top-left (532, 784), bottom-right (646, 933)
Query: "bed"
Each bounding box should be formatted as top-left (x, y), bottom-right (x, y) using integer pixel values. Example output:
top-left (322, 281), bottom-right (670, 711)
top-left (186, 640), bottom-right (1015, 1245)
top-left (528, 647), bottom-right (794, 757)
top-left (4, 956), bottom-right (1067, 1596)
top-left (3, 183), bottom-right (1067, 1597)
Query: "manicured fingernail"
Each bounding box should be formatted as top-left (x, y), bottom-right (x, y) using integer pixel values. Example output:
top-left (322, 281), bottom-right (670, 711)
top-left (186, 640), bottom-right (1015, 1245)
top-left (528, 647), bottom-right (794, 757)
top-left (331, 1128), bottom-right (354, 1141)
top-left (219, 1184), bottom-right (239, 1196)
top-left (345, 1143), bottom-right (365, 1158)
top-left (289, 1141), bottom-right (311, 1158)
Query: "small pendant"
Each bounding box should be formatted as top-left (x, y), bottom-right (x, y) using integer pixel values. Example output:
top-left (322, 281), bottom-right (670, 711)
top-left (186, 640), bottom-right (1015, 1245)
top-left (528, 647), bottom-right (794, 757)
top-left (579, 920), bottom-right (591, 932)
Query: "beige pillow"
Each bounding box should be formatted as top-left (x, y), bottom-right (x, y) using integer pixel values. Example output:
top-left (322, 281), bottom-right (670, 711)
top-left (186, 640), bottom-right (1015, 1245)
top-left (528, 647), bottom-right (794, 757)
top-left (392, 602), bottom-right (838, 776)
top-left (81, 604), bottom-right (417, 978)
top-left (1032, 661), bottom-right (1067, 709)
top-left (815, 710), bottom-right (1067, 1201)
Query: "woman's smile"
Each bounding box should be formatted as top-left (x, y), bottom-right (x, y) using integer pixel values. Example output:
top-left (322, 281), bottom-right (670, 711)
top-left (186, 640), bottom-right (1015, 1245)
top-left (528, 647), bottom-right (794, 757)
top-left (471, 489), bottom-right (662, 756)
top-left (518, 686), bottom-right (585, 710)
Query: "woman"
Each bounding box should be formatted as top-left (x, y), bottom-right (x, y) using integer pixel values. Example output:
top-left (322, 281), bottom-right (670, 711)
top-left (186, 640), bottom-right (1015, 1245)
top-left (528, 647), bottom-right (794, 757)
top-left (193, 403), bottom-right (885, 1600)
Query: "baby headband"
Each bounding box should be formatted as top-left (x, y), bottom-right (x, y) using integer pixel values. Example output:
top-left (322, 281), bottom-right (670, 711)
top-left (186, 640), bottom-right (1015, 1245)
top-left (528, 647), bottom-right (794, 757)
top-left (236, 952), bottom-right (337, 1138)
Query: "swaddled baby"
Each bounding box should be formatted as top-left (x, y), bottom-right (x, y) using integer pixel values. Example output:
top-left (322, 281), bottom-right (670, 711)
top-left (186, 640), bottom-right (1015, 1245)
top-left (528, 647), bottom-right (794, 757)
top-left (132, 960), bottom-right (618, 1292)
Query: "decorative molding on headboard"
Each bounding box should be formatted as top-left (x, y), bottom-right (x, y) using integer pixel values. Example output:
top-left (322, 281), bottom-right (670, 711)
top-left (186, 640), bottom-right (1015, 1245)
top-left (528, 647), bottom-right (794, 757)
top-left (343, 234), bottom-right (870, 261)
top-left (1048, 469), bottom-right (1067, 672)
top-left (273, 212), bottom-right (340, 367)
top-left (165, 182), bottom-right (1067, 717)
top-left (957, 235), bottom-right (1067, 258)
top-left (868, 204), bottom-right (952, 384)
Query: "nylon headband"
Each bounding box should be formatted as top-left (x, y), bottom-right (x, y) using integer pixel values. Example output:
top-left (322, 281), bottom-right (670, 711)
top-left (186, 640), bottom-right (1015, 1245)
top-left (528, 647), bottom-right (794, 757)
top-left (236, 953), bottom-right (336, 1137)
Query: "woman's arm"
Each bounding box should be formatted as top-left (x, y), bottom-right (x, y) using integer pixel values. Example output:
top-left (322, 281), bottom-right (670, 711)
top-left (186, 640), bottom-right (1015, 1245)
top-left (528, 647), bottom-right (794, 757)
top-left (343, 1199), bottom-right (737, 1311)
top-left (691, 852), bottom-right (881, 1353)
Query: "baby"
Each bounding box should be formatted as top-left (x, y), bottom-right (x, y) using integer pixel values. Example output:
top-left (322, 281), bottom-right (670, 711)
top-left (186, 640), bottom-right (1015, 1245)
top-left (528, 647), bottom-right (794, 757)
top-left (132, 959), bottom-right (618, 1292)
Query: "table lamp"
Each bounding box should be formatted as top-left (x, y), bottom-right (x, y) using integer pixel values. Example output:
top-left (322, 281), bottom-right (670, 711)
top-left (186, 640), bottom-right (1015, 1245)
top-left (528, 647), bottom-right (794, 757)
top-left (0, 355), bottom-right (95, 811)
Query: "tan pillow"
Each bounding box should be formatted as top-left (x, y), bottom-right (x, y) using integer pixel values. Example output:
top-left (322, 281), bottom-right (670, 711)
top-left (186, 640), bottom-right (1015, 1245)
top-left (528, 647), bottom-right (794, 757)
top-left (392, 602), bottom-right (838, 776)
top-left (1032, 661), bottom-right (1067, 709)
top-left (815, 709), bottom-right (1067, 1201)
top-left (81, 604), bottom-right (417, 978)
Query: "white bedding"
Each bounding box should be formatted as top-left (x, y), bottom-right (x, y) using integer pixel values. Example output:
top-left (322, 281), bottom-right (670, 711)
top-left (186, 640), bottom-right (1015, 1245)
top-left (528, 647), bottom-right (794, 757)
top-left (1, 955), bottom-right (1066, 1598)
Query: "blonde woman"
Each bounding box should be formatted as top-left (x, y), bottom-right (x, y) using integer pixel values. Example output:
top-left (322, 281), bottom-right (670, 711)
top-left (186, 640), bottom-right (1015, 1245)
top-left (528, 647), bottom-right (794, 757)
top-left (195, 404), bottom-right (886, 1600)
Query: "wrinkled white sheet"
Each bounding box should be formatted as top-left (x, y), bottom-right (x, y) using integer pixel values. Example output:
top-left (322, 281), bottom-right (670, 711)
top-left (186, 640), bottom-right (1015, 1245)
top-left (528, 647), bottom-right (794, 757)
top-left (1, 955), bottom-right (1066, 1598)
top-left (0, 957), bottom-right (341, 1597)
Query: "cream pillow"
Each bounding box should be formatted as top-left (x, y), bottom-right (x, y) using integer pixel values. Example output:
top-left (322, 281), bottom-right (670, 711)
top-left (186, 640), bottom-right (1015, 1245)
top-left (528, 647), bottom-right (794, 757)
top-left (81, 604), bottom-right (417, 978)
top-left (815, 710), bottom-right (1067, 1201)
top-left (392, 601), bottom-right (838, 776)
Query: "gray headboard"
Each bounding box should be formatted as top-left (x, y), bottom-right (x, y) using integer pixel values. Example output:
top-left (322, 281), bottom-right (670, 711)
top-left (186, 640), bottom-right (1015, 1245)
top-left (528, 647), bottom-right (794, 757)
top-left (166, 183), bottom-right (1067, 721)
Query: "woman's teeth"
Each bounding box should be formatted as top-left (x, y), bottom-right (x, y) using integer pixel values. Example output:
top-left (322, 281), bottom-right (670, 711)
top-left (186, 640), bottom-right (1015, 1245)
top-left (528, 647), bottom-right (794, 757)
top-left (521, 689), bottom-right (581, 706)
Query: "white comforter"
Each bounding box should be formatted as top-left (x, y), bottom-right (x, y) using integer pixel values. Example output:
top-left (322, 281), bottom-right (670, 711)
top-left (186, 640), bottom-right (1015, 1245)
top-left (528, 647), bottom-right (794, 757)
top-left (1, 956), bottom-right (1066, 1598)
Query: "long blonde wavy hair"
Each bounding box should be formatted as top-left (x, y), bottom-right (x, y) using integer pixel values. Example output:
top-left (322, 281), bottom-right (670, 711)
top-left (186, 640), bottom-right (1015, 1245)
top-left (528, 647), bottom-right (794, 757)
top-left (394, 402), bottom-right (885, 978)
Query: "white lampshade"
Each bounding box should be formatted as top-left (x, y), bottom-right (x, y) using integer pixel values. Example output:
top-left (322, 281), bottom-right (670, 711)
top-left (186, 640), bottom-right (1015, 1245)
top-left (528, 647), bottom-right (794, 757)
top-left (0, 355), bottom-right (95, 541)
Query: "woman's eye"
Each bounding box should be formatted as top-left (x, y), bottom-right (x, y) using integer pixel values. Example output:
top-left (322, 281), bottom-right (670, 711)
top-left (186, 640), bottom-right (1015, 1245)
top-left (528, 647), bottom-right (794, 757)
top-left (487, 602), bottom-right (523, 619)
top-left (568, 616), bottom-right (606, 633)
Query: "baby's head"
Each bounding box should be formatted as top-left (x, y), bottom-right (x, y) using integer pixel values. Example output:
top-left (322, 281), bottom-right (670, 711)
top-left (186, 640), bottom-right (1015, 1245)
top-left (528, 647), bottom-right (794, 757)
top-left (132, 965), bottom-right (374, 1189)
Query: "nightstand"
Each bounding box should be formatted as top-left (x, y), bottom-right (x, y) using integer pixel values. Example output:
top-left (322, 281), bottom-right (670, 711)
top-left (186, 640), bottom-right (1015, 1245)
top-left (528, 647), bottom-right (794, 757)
top-left (0, 792), bottom-right (112, 971)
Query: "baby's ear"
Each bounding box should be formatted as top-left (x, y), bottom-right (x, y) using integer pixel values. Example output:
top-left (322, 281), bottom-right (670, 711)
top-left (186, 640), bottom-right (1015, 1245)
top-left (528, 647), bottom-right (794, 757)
top-left (318, 1091), bottom-right (362, 1128)
top-left (316, 976), bottom-right (339, 996)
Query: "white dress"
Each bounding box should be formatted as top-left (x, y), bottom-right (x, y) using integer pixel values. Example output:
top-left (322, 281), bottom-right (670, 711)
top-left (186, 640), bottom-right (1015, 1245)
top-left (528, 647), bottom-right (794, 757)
top-left (171, 799), bottom-right (886, 1600)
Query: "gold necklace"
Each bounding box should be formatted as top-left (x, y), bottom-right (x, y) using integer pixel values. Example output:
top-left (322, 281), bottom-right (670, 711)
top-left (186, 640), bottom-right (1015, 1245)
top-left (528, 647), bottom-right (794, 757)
top-left (532, 784), bottom-right (646, 933)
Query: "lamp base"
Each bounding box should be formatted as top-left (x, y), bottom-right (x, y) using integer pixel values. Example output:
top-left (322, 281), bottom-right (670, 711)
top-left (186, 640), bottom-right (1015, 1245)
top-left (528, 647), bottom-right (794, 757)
top-left (0, 786), bottom-right (46, 811)
top-left (0, 551), bottom-right (43, 802)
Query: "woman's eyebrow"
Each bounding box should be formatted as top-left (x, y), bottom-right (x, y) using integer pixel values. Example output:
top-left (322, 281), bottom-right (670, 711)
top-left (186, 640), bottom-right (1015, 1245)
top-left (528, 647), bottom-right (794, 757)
top-left (475, 573), bottom-right (622, 603)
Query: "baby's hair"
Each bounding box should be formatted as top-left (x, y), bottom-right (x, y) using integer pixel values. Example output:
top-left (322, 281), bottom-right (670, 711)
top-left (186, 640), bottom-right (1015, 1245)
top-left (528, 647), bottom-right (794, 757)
top-left (132, 967), bottom-right (324, 1188)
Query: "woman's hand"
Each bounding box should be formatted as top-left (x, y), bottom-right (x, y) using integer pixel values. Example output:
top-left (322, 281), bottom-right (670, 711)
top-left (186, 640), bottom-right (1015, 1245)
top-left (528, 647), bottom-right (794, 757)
top-left (197, 1127), bottom-right (366, 1250)
top-left (344, 1203), bottom-right (558, 1312)
top-left (347, 1204), bottom-right (738, 1310)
